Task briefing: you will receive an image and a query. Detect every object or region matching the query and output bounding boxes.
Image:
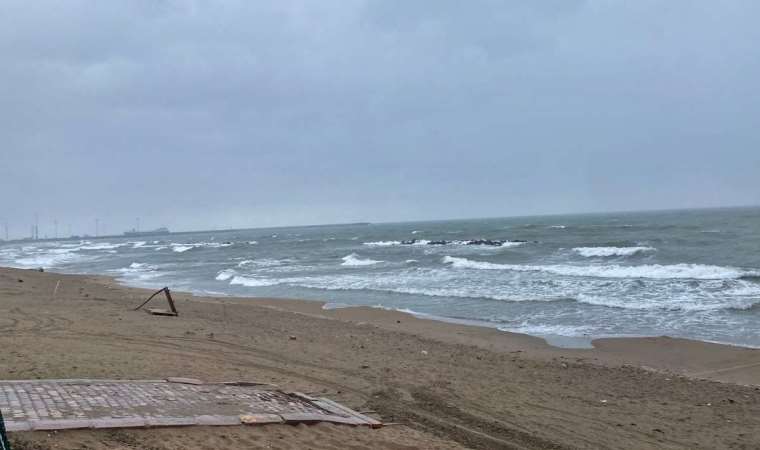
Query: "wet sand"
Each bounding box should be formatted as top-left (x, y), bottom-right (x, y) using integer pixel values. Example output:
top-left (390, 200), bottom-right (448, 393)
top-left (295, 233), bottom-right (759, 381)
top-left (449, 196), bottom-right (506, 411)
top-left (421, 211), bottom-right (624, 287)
top-left (2, 266), bottom-right (760, 449)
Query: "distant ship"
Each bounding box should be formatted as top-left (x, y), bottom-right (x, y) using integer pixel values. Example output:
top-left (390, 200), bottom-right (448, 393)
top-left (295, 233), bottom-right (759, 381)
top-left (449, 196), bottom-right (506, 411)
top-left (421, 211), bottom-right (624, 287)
top-left (123, 227), bottom-right (170, 237)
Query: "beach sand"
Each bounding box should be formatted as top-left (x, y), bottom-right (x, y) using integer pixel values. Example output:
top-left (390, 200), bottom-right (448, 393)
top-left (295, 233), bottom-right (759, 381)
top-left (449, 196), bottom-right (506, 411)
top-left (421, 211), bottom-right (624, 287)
top-left (2, 266), bottom-right (760, 449)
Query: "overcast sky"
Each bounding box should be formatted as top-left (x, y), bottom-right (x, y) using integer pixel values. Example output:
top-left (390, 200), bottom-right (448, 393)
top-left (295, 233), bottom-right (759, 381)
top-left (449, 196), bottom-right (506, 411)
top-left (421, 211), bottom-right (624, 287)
top-left (1, 0), bottom-right (759, 238)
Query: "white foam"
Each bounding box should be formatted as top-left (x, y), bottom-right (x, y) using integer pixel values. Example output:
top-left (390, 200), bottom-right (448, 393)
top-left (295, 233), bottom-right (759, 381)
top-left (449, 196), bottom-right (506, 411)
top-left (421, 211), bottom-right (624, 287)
top-left (203, 242), bottom-right (233, 248)
top-left (79, 242), bottom-right (126, 251)
top-left (170, 242), bottom-right (233, 253)
top-left (229, 275), bottom-right (280, 287)
top-left (442, 256), bottom-right (757, 280)
top-left (116, 262), bottom-right (158, 272)
top-left (724, 281), bottom-right (760, 297)
top-left (216, 269), bottom-right (237, 281)
top-left (363, 241), bottom-right (402, 247)
top-left (573, 246), bottom-right (656, 257)
top-left (362, 239), bottom-right (522, 248)
top-left (113, 262), bottom-right (162, 281)
top-left (574, 289), bottom-right (760, 311)
top-left (498, 241), bottom-right (524, 248)
top-left (13, 252), bottom-right (84, 268)
top-left (237, 259), bottom-right (283, 268)
top-left (341, 253), bottom-right (382, 266)
top-left (498, 322), bottom-right (592, 337)
top-left (549, 225), bottom-right (567, 229)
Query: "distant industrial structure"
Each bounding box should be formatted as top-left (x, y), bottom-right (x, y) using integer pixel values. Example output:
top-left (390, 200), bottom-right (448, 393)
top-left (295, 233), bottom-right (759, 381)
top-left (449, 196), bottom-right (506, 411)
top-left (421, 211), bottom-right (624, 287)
top-left (123, 227), bottom-right (170, 237)
top-left (0, 214), bottom-right (169, 243)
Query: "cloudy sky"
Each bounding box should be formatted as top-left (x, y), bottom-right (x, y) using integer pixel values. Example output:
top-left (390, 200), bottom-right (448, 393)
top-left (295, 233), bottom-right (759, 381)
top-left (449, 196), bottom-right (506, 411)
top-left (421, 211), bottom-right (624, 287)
top-left (1, 0), bottom-right (758, 238)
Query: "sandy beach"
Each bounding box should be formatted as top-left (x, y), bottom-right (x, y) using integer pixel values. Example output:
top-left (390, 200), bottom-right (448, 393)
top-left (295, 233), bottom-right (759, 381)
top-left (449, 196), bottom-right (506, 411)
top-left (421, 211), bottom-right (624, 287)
top-left (2, 266), bottom-right (760, 449)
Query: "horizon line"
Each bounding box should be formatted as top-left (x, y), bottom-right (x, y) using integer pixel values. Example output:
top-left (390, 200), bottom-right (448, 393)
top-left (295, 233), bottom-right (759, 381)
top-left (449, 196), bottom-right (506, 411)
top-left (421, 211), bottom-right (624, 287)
top-left (2, 203), bottom-right (757, 243)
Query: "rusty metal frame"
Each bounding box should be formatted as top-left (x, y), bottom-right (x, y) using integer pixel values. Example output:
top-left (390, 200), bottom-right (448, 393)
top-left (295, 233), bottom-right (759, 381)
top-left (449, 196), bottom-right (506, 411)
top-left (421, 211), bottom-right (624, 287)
top-left (133, 287), bottom-right (178, 316)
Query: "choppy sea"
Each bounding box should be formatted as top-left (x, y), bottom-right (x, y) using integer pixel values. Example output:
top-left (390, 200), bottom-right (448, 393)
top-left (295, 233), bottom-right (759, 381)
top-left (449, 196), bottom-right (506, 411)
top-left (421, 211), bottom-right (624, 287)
top-left (2, 207), bottom-right (759, 348)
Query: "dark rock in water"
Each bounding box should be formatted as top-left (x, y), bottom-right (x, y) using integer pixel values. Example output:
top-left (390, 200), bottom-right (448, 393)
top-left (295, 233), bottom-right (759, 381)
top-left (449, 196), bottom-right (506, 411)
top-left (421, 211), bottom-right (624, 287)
top-left (465, 239), bottom-right (504, 246)
top-left (398, 238), bottom-right (530, 247)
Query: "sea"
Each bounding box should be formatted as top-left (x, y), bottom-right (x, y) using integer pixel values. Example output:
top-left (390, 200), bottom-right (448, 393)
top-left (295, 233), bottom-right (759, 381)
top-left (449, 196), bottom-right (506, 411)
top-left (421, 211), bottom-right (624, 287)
top-left (2, 207), bottom-right (759, 348)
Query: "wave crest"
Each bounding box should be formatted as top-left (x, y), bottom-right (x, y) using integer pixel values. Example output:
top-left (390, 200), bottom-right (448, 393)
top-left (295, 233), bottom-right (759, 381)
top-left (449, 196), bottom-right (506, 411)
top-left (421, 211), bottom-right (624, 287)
top-left (363, 239), bottom-right (525, 248)
top-left (341, 253), bottom-right (382, 266)
top-left (442, 256), bottom-right (757, 280)
top-left (573, 246), bottom-right (655, 257)
top-left (216, 269), bottom-right (237, 281)
top-left (363, 241), bottom-right (402, 247)
top-left (229, 275), bottom-right (280, 287)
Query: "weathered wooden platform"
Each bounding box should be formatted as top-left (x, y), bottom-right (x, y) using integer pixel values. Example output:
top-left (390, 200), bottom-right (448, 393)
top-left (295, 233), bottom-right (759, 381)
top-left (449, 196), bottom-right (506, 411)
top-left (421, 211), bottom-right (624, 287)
top-left (0, 379), bottom-right (381, 431)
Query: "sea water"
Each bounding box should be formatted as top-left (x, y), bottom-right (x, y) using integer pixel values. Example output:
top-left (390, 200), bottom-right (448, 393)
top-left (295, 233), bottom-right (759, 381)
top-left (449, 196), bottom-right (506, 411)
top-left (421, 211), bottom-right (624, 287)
top-left (2, 207), bottom-right (759, 348)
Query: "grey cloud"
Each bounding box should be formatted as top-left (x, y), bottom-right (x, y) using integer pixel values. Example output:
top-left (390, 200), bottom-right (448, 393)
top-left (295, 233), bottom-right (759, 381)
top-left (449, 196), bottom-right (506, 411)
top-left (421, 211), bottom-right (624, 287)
top-left (1, 0), bottom-right (758, 238)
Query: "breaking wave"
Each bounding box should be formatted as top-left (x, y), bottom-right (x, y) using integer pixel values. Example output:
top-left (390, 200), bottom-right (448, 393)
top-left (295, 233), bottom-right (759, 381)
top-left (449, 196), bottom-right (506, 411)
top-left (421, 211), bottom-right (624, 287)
top-left (363, 240), bottom-right (403, 247)
top-left (78, 242), bottom-right (127, 251)
top-left (341, 253), bottom-right (382, 266)
top-left (573, 246), bottom-right (656, 257)
top-left (13, 252), bottom-right (85, 268)
top-left (442, 256), bottom-right (758, 280)
top-left (573, 293), bottom-right (760, 312)
top-left (170, 241), bottom-right (233, 253)
top-left (363, 239), bottom-right (525, 248)
top-left (113, 262), bottom-right (162, 281)
top-left (216, 269), bottom-right (237, 281)
top-left (229, 275), bottom-right (280, 287)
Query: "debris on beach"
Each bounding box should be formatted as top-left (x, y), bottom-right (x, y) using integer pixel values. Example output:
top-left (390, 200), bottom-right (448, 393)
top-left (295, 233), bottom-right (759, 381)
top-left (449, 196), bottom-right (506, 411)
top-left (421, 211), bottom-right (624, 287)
top-left (0, 379), bottom-right (382, 431)
top-left (133, 286), bottom-right (179, 316)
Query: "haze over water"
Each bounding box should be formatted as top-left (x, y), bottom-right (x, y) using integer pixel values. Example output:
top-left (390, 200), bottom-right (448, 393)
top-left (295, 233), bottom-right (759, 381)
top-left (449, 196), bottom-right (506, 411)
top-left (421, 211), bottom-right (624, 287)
top-left (2, 207), bottom-right (759, 348)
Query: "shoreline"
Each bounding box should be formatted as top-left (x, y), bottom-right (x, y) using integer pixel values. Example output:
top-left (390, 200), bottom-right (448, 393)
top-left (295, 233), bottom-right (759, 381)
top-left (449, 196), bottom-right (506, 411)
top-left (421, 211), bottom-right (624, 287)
top-left (98, 267), bottom-right (760, 385)
top-left (5, 209), bottom-right (760, 354)
top-left (3, 266), bottom-right (760, 449)
top-left (11, 264), bottom-right (760, 384)
top-left (116, 272), bottom-right (760, 354)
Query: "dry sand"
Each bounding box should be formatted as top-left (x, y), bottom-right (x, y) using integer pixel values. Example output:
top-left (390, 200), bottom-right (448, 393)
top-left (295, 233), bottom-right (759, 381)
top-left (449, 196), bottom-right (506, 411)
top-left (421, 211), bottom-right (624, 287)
top-left (2, 266), bottom-right (760, 449)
